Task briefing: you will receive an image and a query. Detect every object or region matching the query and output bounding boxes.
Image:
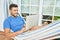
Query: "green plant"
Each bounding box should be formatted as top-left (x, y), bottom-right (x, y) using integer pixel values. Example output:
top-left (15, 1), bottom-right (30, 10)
top-left (54, 16), bottom-right (60, 20)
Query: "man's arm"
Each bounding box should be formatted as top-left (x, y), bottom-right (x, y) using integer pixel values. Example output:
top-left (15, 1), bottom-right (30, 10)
top-left (24, 24), bottom-right (26, 30)
top-left (4, 24), bottom-right (26, 38)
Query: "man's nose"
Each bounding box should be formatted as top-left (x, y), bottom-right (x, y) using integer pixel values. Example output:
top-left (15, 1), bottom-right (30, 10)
top-left (16, 10), bottom-right (18, 12)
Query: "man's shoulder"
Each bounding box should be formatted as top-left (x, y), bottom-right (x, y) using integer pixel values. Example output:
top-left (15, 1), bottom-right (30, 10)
top-left (4, 16), bottom-right (11, 22)
top-left (17, 16), bottom-right (23, 19)
top-left (17, 16), bottom-right (21, 18)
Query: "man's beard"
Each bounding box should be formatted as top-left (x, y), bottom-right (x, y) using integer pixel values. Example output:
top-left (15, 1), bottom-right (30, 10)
top-left (12, 14), bottom-right (18, 17)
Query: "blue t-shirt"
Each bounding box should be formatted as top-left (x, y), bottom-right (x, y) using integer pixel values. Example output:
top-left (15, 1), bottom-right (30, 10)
top-left (3, 16), bottom-right (25, 32)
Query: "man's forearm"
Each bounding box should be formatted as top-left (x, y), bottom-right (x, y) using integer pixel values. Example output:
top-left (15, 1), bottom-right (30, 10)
top-left (6, 28), bottom-right (25, 38)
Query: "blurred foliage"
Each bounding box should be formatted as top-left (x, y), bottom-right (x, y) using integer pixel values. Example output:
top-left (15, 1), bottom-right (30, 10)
top-left (54, 16), bottom-right (60, 20)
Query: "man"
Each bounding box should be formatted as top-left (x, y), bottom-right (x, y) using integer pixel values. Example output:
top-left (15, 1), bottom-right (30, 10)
top-left (2, 4), bottom-right (26, 40)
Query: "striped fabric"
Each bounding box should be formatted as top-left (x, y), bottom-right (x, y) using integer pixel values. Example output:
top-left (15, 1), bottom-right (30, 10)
top-left (14, 20), bottom-right (60, 40)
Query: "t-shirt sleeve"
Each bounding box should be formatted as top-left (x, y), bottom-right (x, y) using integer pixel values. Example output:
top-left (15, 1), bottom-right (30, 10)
top-left (3, 19), bottom-right (10, 29)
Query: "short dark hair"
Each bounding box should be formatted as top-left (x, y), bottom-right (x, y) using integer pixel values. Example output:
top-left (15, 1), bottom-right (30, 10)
top-left (9, 4), bottom-right (18, 10)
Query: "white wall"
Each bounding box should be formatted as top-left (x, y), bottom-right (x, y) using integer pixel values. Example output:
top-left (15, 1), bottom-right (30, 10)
top-left (0, 0), bottom-right (5, 31)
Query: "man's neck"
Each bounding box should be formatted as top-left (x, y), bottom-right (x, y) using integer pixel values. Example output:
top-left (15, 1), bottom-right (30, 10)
top-left (11, 15), bottom-right (17, 18)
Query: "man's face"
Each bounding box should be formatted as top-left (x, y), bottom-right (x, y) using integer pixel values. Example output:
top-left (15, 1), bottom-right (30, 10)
top-left (10, 7), bottom-right (18, 17)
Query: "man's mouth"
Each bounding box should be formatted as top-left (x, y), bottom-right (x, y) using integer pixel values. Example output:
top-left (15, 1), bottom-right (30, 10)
top-left (16, 13), bottom-right (18, 14)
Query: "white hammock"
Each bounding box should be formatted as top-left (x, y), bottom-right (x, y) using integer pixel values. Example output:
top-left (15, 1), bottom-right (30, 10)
top-left (14, 20), bottom-right (60, 40)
